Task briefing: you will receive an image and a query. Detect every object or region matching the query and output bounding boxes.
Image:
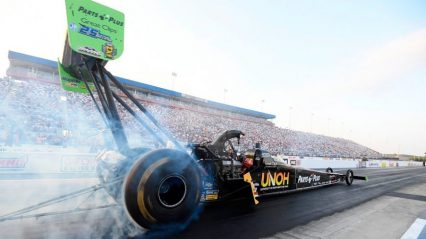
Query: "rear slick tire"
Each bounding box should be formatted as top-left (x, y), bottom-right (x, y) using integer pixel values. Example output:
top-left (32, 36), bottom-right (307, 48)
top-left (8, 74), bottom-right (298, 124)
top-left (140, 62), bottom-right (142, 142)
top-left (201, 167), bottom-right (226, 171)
top-left (123, 149), bottom-right (202, 229)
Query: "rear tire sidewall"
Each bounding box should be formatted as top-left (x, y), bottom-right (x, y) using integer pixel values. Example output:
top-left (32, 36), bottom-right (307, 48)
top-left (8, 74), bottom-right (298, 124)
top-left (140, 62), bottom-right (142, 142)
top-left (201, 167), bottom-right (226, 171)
top-left (123, 149), bottom-right (202, 229)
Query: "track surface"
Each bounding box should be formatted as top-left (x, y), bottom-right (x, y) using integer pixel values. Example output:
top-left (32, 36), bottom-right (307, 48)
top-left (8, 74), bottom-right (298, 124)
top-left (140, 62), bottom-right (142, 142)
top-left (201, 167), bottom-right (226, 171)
top-left (1, 167), bottom-right (425, 239)
top-left (166, 167), bottom-right (426, 239)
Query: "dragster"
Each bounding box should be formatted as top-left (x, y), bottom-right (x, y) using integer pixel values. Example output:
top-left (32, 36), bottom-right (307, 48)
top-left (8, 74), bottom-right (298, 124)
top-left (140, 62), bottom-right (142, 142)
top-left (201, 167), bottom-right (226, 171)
top-left (96, 128), bottom-right (368, 229)
top-left (0, 0), bottom-right (367, 231)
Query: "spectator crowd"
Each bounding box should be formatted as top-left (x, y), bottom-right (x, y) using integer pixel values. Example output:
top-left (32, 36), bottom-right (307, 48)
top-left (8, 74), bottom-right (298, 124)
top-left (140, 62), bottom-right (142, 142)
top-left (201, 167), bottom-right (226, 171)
top-left (0, 77), bottom-right (382, 158)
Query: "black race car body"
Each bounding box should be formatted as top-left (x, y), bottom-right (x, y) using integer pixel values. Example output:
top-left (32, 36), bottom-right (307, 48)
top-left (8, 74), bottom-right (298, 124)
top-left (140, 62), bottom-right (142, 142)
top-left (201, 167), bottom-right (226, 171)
top-left (191, 130), bottom-right (367, 205)
top-left (94, 129), bottom-right (366, 229)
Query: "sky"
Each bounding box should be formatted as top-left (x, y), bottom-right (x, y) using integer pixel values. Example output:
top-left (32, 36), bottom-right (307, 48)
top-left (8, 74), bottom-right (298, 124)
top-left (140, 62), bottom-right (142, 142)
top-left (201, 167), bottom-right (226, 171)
top-left (0, 0), bottom-right (425, 155)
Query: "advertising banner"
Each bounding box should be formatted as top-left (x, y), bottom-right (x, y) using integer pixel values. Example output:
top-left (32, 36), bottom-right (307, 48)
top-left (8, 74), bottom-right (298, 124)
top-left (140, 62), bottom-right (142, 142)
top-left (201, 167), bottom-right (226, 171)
top-left (61, 154), bottom-right (97, 172)
top-left (0, 154), bottom-right (28, 170)
top-left (0, 151), bottom-right (97, 178)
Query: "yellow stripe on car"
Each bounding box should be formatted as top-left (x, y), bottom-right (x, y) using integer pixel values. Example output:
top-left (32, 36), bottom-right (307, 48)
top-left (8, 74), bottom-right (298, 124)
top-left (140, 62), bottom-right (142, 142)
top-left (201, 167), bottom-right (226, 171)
top-left (137, 157), bottom-right (170, 223)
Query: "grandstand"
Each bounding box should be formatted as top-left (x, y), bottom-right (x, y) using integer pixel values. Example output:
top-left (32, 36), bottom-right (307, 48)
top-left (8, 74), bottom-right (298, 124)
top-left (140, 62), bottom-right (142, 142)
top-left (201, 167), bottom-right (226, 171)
top-left (0, 51), bottom-right (382, 158)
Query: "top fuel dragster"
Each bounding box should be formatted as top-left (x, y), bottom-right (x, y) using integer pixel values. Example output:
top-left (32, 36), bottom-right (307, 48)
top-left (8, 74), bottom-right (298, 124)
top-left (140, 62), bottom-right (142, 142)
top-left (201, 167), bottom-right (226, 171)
top-left (0, 0), bottom-right (368, 231)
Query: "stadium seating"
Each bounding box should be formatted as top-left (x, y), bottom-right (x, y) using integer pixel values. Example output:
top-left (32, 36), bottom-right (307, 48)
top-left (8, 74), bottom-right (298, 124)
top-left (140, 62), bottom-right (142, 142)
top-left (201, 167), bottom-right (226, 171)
top-left (0, 77), bottom-right (381, 158)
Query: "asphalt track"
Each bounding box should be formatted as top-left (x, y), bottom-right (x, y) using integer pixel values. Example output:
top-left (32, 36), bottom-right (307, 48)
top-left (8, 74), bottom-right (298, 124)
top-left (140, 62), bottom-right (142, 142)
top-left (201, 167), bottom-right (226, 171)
top-left (167, 167), bottom-right (426, 239)
top-left (1, 167), bottom-right (426, 239)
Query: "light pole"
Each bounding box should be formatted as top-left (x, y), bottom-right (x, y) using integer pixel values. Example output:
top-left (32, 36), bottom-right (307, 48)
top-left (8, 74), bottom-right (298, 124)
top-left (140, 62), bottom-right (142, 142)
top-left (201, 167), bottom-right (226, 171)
top-left (261, 99), bottom-right (265, 111)
top-left (223, 89), bottom-right (228, 103)
top-left (171, 72), bottom-right (177, 91)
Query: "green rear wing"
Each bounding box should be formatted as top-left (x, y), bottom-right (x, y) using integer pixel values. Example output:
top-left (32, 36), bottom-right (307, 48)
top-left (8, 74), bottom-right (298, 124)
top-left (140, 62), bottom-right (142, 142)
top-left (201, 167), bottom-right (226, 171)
top-left (58, 0), bottom-right (125, 93)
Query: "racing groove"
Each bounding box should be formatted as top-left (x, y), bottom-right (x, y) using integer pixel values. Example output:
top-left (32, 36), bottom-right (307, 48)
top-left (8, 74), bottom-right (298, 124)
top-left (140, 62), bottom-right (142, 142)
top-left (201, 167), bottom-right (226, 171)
top-left (169, 167), bottom-right (426, 239)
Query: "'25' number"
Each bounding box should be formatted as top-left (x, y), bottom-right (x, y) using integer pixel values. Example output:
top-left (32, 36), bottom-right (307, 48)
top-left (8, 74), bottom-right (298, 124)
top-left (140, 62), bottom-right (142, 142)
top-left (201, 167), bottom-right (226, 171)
top-left (79, 25), bottom-right (99, 38)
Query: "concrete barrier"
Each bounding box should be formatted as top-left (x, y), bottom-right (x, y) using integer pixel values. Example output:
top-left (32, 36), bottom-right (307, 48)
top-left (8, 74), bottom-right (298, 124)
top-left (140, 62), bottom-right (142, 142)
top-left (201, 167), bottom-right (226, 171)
top-left (277, 155), bottom-right (424, 169)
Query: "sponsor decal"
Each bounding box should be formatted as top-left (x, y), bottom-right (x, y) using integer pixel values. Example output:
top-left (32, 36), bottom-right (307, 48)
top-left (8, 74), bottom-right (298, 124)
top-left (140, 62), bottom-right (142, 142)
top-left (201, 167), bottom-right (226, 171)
top-left (290, 160), bottom-right (296, 165)
top-left (73, 18), bottom-right (117, 34)
top-left (102, 43), bottom-right (117, 59)
top-left (58, 60), bottom-right (95, 94)
top-left (205, 190), bottom-right (219, 201)
top-left (102, 24), bottom-right (117, 34)
top-left (203, 181), bottom-right (214, 189)
top-left (69, 22), bottom-right (78, 31)
top-left (61, 75), bottom-right (79, 85)
top-left (77, 6), bottom-right (99, 18)
top-left (260, 171), bottom-right (290, 191)
top-left (78, 23), bottom-right (112, 42)
top-left (78, 46), bottom-right (102, 57)
top-left (77, 6), bottom-right (124, 27)
top-left (297, 174), bottom-right (320, 184)
top-left (205, 194), bottom-right (218, 200)
top-left (243, 172), bottom-right (259, 204)
top-left (0, 157), bottom-right (28, 169)
top-left (201, 177), bottom-right (220, 202)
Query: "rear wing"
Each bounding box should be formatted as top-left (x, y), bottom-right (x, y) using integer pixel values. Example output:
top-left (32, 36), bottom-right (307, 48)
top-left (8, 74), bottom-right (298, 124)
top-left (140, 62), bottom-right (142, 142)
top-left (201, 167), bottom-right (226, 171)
top-left (58, 0), bottom-right (125, 94)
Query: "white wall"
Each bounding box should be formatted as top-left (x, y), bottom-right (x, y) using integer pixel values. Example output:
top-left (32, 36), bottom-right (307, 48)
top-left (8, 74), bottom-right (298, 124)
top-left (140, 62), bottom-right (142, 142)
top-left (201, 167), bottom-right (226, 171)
top-left (299, 157), bottom-right (359, 169)
top-left (277, 155), bottom-right (424, 169)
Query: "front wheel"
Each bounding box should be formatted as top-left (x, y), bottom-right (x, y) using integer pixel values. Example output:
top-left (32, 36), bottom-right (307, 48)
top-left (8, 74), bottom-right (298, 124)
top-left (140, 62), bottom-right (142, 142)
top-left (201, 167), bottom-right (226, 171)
top-left (345, 169), bottom-right (354, 185)
top-left (123, 149), bottom-right (202, 229)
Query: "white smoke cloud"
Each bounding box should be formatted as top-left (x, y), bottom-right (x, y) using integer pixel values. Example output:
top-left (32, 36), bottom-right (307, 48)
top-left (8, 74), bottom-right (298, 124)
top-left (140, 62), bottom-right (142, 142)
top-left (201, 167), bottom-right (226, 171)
top-left (0, 77), bottom-right (147, 238)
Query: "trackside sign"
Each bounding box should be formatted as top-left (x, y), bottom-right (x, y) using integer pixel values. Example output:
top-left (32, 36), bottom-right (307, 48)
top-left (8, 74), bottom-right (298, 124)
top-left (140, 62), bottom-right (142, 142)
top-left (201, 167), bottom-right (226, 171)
top-left (65, 0), bottom-right (125, 60)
